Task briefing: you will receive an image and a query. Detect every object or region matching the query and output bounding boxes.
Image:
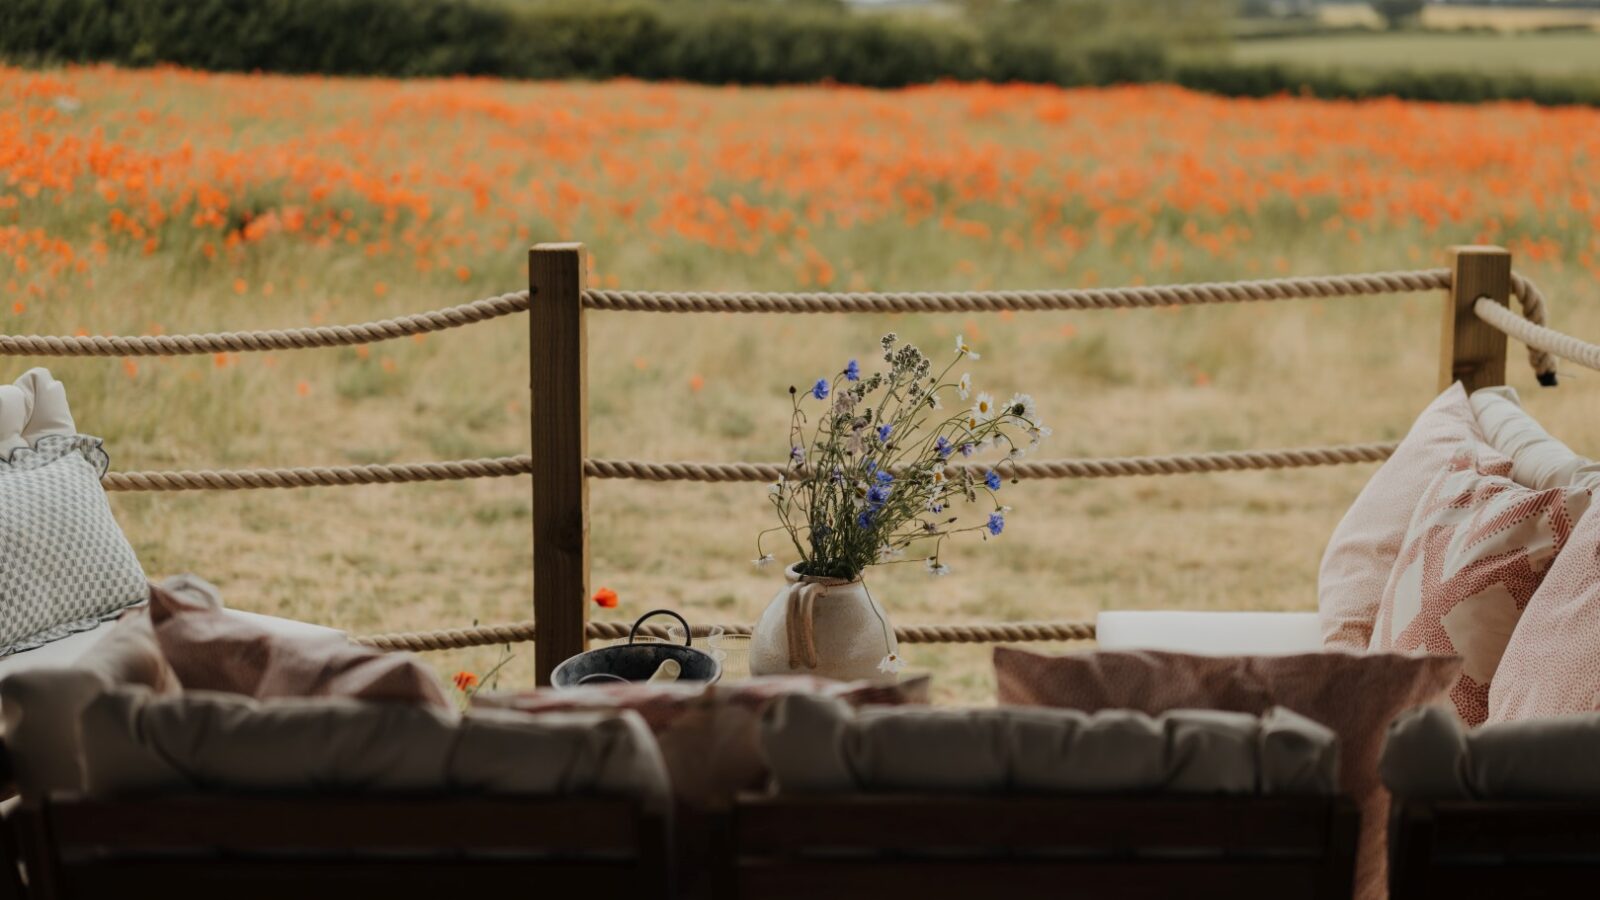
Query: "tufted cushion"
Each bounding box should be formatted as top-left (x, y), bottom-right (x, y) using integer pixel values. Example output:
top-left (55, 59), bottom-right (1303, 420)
top-left (1319, 383), bottom-right (1481, 650)
top-left (0, 368), bottom-right (147, 656)
top-left (1368, 442), bottom-right (1591, 725)
top-left (80, 686), bottom-right (671, 810)
top-left (1384, 705), bottom-right (1600, 800)
top-left (760, 693), bottom-right (1338, 797)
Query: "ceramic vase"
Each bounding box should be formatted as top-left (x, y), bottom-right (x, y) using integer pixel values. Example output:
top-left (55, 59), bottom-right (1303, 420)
top-left (749, 563), bottom-right (898, 681)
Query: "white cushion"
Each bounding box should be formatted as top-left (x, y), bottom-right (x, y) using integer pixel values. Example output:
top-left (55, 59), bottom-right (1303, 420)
top-left (1383, 705), bottom-right (1600, 800)
top-left (1471, 386), bottom-right (1593, 490)
top-left (760, 694), bottom-right (1338, 796)
top-left (81, 686), bottom-right (671, 809)
top-left (1095, 611), bottom-right (1322, 656)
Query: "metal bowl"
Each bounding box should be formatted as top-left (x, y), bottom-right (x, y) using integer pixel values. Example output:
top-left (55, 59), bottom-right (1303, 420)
top-left (551, 609), bottom-right (722, 688)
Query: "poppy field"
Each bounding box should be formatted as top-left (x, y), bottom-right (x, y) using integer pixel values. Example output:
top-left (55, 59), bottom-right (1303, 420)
top-left (5, 65), bottom-right (1600, 700)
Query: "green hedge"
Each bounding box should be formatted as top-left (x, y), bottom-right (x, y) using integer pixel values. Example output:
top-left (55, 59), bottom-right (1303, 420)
top-left (4, 0), bottom-right (1599, 107)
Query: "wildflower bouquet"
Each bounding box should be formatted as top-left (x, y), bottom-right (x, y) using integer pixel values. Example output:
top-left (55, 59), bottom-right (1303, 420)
top-left (757, 333), bottom-right (1048, 582)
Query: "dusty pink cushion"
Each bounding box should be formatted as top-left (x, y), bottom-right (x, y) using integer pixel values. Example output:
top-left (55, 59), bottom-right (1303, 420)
top-left (1369, 443), bottom-right (1591, 725)
top-left (1490, 496), bottom-right (1600, 722)
top-left (994, 646), bottom-right (1459, 900)
top-left (474, 675), bottom-right (929, 809)
top-left (149, 581), bottom-right (451, 711)
top-left (1320, 383), bottom-right (1481, 649)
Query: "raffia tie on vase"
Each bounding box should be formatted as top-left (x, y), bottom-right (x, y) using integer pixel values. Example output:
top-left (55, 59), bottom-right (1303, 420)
top-left (783, 580), bottom-right (824, 670)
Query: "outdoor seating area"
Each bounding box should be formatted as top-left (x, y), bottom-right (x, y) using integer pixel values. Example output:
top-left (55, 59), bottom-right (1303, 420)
top-left (5, 241), bottom-right (1600, 900)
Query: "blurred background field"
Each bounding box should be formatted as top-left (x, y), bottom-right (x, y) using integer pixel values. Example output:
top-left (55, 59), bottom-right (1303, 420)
top-left (2, 1), bottom-right (1599, 702)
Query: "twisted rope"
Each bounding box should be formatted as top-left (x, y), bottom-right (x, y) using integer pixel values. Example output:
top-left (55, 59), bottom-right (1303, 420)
top-left (0, 291), bottom-right (530, 356)
top-left (584, 443), bottom-right (1398, 484)
top-left (352, 619), bottom-right (1095, 652)
top-left (1477, 298), bottom-right (1600, 374)
top-left (96, 443), bottom-right (1396, 492)
top-left (582, 270), bottom-right (1454, 314)
top-left (102, 455), bottom-right (532, 491)
top-left (1510, 274), bottom-right (1560, 380)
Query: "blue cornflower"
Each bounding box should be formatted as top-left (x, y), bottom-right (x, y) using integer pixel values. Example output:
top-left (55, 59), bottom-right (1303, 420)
top-left (987, 512), bottom-right (1005, 536)
top-left (984, 470), bottom-right (1002, 491)
top-left (875, 469), bottom-right (894, 484)
top-left (876, 423), bottom-right (893, 443)
top-left (856, 509), bottom-right (876, 529)
top-left (811, 378), bottom-right (830, 400)
top-left (935, 436), bottom-right (953, 459)
top-left (845, 359), bottom-right (860, 381)
top-left (867, 483), bottom-right (892, 506)
top-left (790, 445), bottom-right (804, 463)
top-left (959, 443), bottom-right (975, 457)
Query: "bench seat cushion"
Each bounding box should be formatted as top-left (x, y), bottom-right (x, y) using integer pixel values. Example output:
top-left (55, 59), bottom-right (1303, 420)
top-left (80, 685), bottom-right (671, 807)
top-left (760, 694), bottom-right (1338, 796)
top-left (1384, 704), bottom-right (1600, 801)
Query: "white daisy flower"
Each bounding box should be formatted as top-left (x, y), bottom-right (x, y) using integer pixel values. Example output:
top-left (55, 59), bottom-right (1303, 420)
top-left (877, 653), bottom-right (905, 675)
top-left (769, 479), bottom-right (785, 496)
top-left (924, 558), bottom-right (951, 577)
top-left (753, 554), bottom-right (775, 568)
top-left (955, 334), bottom-right (980, 360)
top-left (972, 392), bottom-right (996, 423)
top-left (1028, 424), bottom-right (1053, 448)
top-left (1006, 392), bottom-right (1038, 423)
top-left (957, 373), bottom-right (972, 400)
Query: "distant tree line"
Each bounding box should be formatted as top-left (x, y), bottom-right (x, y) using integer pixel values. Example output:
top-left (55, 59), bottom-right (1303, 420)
top-left (3, 0), bottom-right (1598, 107)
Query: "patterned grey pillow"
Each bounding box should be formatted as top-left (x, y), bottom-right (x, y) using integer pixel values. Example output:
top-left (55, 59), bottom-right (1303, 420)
top-left (0, 435), bottom-right (148, 655)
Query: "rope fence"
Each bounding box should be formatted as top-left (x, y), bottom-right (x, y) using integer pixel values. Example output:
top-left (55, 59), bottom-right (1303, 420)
top-left (1476, 298), bottom-right (1600, 375)
top-left (99, 443), bottom-right (1398, 492)
top-left (353, 618), bottom-right (1098, 652)
top-left (0, 269), bottom-right (1556, 379)
top-left (0, 291), bottom-right (530, 357)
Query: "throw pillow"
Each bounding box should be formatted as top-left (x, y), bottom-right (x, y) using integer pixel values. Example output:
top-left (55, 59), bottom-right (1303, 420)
top-left (1368, 443), bottom-right (1591, 725)
top-left (0, 367), bottom-right (148, 655)
top-left (1488, 494), bottom-right (1600, 722)
top-left (994, 646), bottom-right (1460, 900)
top-left (149, 578), bottom-right (452, 711)
top-left (1320, 382), bottom-right (1481, 649)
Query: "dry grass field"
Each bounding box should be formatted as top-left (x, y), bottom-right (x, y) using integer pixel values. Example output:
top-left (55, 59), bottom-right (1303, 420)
top-left (1319, 2), bottom-right (1600, 32)
top-left (4, 66), bottom-right (1600, 702)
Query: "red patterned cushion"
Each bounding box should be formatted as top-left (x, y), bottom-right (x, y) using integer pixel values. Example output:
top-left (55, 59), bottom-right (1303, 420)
top-left (1490, 498), bottom-right (1600, 722)
top-left (1369, 443), bottom-right (1592, 725)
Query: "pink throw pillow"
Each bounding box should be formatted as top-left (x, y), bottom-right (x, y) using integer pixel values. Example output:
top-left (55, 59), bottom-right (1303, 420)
top-left (1368, 444), bottom-right (1590, 725)
top-left (149, 581), bottom-right (452, 711)
top-left (1320, 382), bottom-right (1481, 649)
top-left (474, 675), bottom-right (929, 809)
top-left (1490, 497), bottom-right (1600, 722)
top-left (994, 646), bottom-right (1460, 900)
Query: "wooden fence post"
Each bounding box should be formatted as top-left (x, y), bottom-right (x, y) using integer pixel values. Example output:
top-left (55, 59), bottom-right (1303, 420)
top-left (530, 243), bottom-right (589, 686)
top-left (1440, 246), bottom-right (1511, 393)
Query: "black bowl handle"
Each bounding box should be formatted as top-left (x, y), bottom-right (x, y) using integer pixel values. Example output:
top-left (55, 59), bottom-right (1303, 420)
top-left (630, 609), bottom-right (692, 647)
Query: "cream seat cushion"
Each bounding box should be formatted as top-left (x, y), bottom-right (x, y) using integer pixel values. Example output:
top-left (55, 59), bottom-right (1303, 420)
top-left (80, 686), bottom-right (671, 809)
top-left (760, 693), bottom-right (1338, 796)
top-left (1383, 704), bottom-right (1600, 800)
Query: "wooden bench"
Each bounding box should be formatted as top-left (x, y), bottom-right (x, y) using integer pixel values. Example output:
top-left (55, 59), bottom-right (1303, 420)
top-left (12, 794), bottom-right (667, 900)
top-left (728, 793), bottom-right (1360, 900)
top-left (1390, 800), bottom-right (1600, 900)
